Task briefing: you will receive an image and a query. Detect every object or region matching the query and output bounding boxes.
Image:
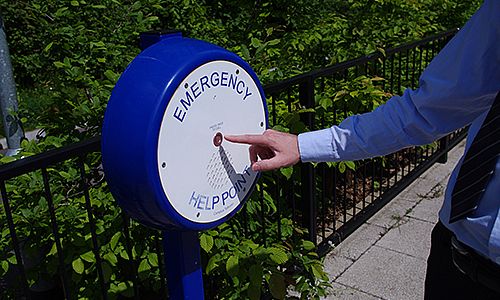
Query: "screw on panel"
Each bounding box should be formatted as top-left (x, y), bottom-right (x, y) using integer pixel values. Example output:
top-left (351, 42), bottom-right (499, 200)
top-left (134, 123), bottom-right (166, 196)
top-left (162, 162), bottom-right (166, 168)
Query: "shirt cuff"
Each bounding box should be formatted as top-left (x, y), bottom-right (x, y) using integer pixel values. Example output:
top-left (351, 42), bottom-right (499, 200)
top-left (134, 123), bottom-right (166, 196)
top-left (298, 128), bottom-right (337, 162)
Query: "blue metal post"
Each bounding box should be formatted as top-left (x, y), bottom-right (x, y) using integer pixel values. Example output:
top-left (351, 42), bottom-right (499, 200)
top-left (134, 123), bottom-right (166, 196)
top-left (162, 231), bottom-right (205, 300)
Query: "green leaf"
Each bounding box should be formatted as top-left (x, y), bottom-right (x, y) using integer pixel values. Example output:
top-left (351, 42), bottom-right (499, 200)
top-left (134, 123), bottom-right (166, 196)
top-left (206, 256), bottom-right (218, 274)
top-left (147, 253), bottom-right (158, 267)
top-left (280, 167), bottom-right (293, 180)
top-left (104, 252), bottom-right (118, 266)
top-left (250, 37), bottom-right (261, 48)
top-left (104, 70), bottom-right (119, 82)
top-left (0, 156), bottom-right (16, 164)
top-left (345, 160), bottom-right (356, 170)
top-left (319, 96), bottom-right (332, 110)
top-left (338, 161), bottom-right (346, 173)
top-left (70, 1), bottom-right (79, 6)
top-left (248, 282), bottom-right (261, 300)
top-left (43, 42), bottom-right (54, 52)
top-left (226, 255), bottom-right (239, 277)
top-left (120, 250), bottom-right (129, 260)
top-left (269, 273), bottom-right (286, 299)
top-left (1, 260), bottom-right (9, 273)
top-left (240, 44), bottom-right (250, 60)
top-left (302, 240), bottom-right (315, 251)
top-left (109, 232), bottom-right (121, 250)
top-left (53, 61), bottom-right (65, 68)
top-left (110, 281), bottom-right (134, 297)
top-left (249, 264), bottom-right (263, 284)
top-left (138, 259), bottom-right (151, 273)
top-left (200, 233), bottom-right (214, 253)
top-left (7, 256), bottom-right (17, 264)
top-left (311, 263), bottom-right (328, 281)
top-left (269, 247), bottom-right (288, 265)
top-left (267, 39), bottom-right (280, 46)
top-left (80, 251), bottom-right (95, 263)
top-left (72, 258), bottom-right (84, 274)
top-left (145, 16), bottom-right (159, 22)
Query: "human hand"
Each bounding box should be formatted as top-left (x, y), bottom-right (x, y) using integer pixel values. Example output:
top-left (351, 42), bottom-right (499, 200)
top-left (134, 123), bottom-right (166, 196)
top-left (224, 129), bottom-right (300, 172)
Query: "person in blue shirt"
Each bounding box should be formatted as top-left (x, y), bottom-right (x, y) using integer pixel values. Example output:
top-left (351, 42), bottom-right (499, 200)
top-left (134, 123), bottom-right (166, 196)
top-left (226, 0), bottom-right (500, 297)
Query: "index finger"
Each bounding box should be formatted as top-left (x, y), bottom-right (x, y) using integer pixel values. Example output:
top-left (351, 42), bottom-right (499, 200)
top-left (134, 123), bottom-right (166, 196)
top-left (224, 134), bottom-right (269, 146)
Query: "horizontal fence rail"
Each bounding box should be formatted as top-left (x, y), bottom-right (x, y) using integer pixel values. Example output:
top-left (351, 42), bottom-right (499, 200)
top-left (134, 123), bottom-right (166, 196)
top-left (0, 29), bottom-right (464, 299)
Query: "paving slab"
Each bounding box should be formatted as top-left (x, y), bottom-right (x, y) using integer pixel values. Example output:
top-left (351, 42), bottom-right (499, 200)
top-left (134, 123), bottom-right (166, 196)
top-left (323, 252), bottom-right (354, 281)
top-left (419, 163), bottom-right (454, 187)
top-left (397, 175), bottom-right (439, 202)
top-left (366, 197), bottom-right (416, 229)
top-left (330, 223), bottom-right (387, 261)
top-left (322, 139), bottom-right (466, 299)
top-left (419, 140), bottom-right (465, 186)
top-left (408, 196), bottom-right (442, 224)
top-left (336, 246), bottom-right (427, 300)
top-left (324, 282), bottom-right (382, 300)
top-left (448, 141), bottom-right (466, 161)
top-left (375, 216), bottom-right (434, 260)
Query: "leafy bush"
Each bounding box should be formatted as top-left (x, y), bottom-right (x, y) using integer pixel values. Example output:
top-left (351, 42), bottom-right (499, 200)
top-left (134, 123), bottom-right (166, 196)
top-left (2, 0), bottom-right (482, 127)
top-left (0, 0), bottom-right (481, 299)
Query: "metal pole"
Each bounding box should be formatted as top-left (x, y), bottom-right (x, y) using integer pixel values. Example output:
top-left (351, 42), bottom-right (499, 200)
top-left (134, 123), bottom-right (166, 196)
top-left (299, 77), bottom-right (317, 244)
top-left (437, 136), bottom-right (448, 164)
top-left (0, 14), bottom-right (24, 153)
top-left (163, 230), bottom-right (205, 299)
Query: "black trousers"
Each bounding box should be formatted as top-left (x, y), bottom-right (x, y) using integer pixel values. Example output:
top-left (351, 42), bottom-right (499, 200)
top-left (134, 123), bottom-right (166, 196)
top-left (424, 221), bottom-right (500, 299)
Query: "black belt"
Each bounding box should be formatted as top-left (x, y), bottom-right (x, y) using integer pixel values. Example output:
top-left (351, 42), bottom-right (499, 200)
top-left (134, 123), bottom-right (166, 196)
top-left (451, 236), bottom-right (500, 293)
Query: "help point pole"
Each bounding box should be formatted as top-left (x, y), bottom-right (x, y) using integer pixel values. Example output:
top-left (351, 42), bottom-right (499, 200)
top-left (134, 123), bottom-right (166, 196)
top-left (163, 231), bottom-right (204, 299)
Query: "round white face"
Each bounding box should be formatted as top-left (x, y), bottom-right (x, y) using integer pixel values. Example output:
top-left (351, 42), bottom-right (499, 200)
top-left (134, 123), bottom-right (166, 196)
top-left (157, 60), bottom-right (266, 223)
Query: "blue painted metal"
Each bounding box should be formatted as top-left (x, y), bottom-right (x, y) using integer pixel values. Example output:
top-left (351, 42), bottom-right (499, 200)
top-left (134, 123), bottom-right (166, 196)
top-left (139, 30), bottom-right (182, 50)
top-left (101, 32), bottom-right (268, 231)
top-left (102, 31), bottom-right (268, 300)
top-left (163, 231), bottom-right (204, 299)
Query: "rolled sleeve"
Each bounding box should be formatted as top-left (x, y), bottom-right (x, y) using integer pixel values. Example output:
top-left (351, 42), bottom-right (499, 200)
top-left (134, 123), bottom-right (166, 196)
top-left (298, 128), bottom-right (337, 162)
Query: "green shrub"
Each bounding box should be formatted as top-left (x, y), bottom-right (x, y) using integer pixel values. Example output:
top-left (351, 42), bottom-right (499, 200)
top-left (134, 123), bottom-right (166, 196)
top-left (0, 0), bottom-right (481, 298)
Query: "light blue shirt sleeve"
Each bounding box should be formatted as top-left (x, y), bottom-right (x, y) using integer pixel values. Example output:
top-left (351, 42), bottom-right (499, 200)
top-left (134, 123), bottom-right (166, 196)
top-left (298, 0), bottom-right (500, 263)
top-left (298, 0), bottom-right (500, 163)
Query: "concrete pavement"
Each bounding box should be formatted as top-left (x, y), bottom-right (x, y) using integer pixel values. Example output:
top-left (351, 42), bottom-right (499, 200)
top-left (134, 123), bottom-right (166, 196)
top-left (322, 140), bottom-right (466, 299)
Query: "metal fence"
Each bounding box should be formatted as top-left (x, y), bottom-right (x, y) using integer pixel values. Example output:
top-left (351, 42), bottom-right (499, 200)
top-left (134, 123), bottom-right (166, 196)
top-left (0, 29), bottom-right (463, 299)
top-left (259, 28), bottom-right (463, 254)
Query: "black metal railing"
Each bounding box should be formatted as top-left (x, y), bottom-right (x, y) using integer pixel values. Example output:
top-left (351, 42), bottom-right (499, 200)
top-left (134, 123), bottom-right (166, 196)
top-left (0, 29), bottom-right (464, 298)
top-left (257, 28), bottom-right (461, 250)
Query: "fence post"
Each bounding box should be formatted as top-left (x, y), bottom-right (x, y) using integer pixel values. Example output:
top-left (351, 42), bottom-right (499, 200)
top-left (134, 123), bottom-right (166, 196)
top-left (0, 15), bottom-right (24, 153)
top-left (437, 136), bottom-right (448, 164)
top-left (299, 77), bottom-right (316, 244)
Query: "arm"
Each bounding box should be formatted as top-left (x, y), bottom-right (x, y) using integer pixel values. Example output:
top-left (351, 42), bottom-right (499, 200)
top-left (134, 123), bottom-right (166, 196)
top-left (227, 0), bottom-right (500, 170)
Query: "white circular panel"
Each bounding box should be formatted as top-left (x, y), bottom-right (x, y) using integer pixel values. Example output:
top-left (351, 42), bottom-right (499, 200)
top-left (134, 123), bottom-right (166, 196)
top-left (157, 60), bottom-right (266, 223)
